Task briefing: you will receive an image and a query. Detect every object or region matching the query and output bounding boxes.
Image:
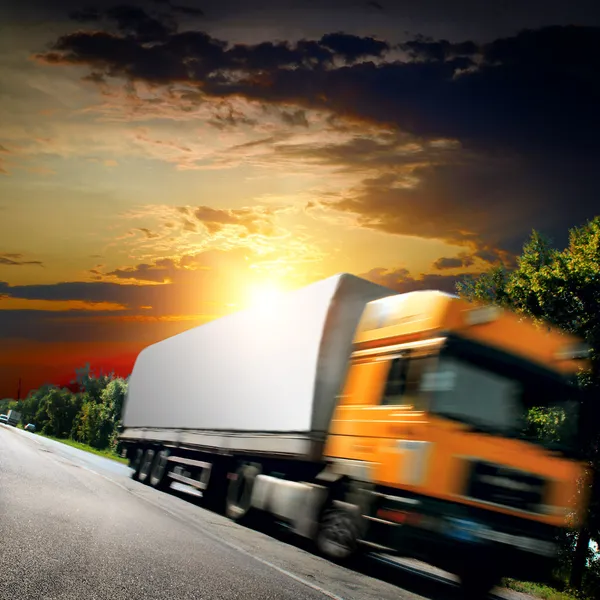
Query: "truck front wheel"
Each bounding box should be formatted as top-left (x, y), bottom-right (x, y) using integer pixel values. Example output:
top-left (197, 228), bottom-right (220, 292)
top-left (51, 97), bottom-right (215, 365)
top-left (315, 506), bottom-right (361, 563)
top-left (459, 567), bottom-right (500, 600)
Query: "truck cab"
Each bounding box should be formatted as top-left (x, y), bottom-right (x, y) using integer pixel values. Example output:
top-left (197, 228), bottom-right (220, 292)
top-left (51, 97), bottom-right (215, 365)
top-left (322, 291), bottom-right (589, 597)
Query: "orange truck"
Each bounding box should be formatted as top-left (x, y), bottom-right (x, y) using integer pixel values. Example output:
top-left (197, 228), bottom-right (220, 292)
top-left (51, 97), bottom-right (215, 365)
top-left (120, 273), bottom-right (591, 598)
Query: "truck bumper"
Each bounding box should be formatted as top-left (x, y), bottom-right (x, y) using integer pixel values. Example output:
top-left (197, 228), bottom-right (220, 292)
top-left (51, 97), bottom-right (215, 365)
top-left (364, 491), bottom-right (561, 583)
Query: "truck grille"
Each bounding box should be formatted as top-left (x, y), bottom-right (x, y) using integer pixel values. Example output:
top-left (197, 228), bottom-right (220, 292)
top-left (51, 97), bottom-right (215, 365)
top-left (463, 460), bottom-right (547, 515)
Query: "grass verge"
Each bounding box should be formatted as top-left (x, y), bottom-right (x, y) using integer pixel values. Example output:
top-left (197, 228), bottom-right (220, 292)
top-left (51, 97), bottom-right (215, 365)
top-left (502, 579), bottom-right (583, 600)
top-left (34, 432), bottom-right (129, 464)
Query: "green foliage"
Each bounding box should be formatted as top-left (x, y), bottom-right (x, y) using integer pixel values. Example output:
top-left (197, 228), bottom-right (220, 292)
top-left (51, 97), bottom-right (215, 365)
top-left (526, 406), bottom-right (570, 444)
top-left (44, 388), bottom-right (83, 438)
top-left (0, 398), bottom-right (18, 414)
top-left (3, 367), bottom-right (128, 453)
top-left (74, 400), bottom-right (114, 449)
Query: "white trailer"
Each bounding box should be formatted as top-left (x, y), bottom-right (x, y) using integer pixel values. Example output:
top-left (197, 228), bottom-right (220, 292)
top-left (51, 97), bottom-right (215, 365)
top-left (120, 273), bottom-right (395, 462)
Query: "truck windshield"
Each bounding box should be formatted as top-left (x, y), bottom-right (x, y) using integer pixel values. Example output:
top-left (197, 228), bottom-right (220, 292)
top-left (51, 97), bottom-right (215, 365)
top-left (424, 336), bottom-right (581, 456)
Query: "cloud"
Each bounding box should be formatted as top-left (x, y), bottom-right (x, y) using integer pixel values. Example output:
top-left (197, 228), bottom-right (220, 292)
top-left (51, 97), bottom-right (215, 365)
top-left (110, 201), bottom-right (324, 277)
top-left (179, 205), bottom-right (279, 235)
top-left (51, 20), bottom-right (588, 158)
top-left (361, 266), bottom-right (468, 295)
top-left (34, 16), bottom-right (600, 253)
top-left (0, 248), bottom-right (256, 318)
top-left (280, 109), bottom-right (309, 128)
top-left (135, 227), bottom-right (160, 239)
top-left (321, 158), bottom-right (534, 256)
top-left (0, 253), bottom-right (44, 267)
top-left (433, 253), bottom-right (475, 270)
top-left (319, 32), bottom-right (390, 63)
top-left (37, 11), bottom-right (391, 79)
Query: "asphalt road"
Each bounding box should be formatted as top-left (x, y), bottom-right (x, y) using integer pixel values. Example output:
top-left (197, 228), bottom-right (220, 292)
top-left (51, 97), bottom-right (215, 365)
top-left (0, 425), bottom-right (531, 600)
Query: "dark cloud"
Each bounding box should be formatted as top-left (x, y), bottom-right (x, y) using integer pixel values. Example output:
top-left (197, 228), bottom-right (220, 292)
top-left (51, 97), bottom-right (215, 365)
top-left (319, 32), bottom-right (389, 63)
top-left (33, 12), bottom-right (600, 254)
top-left (154, 1), bottom-right (205, 17)
top-left (68, 7), bottom-right (103, 22)
top-left (0, 279), bottom-right (145, 304)
top-left (0, 308), bottom-right (198, 345)
top-left (39, 12), bottom-right (600, 156)
top-left (0, 249), bottom-right (252, 311)
top-left (433, 253), bottom-right (475, 270)
top-left (208, 105), bottom-right (258, 129)
top-left (280, 109), bottom-right (309, 127)
top-left (0, 253), bottom-right (44, 267)
top-left (361, 266), bottom-right (468, 295)
top-left (105, 4), bottom-right (176, 42)
top-left (39, 14), bottom-right (391, 80)
top-left (400, 36), bottom-right (478, 61)
top-left (323, 161), bottom-right (537, 255)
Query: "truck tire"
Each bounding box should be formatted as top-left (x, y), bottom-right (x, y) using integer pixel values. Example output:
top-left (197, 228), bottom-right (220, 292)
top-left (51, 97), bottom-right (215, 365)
top-left (199, 458), bottom-right (228, 514)
top-left (459, 567), bottom-right (500, 599)
top-left (138, 449), bottom-right (155, 485)
top-left (130, 448), bottom-right (144, 481)
top-left (315, 505), bottom-right (361, 563)
top-left (149, 449), bottom-right (170, 490)
top-left (226, 464), bottom-right (261, 523)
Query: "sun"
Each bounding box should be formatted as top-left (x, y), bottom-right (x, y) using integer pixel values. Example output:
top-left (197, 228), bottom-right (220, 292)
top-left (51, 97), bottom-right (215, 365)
top-left (248, 281), bottom-right (285, 309)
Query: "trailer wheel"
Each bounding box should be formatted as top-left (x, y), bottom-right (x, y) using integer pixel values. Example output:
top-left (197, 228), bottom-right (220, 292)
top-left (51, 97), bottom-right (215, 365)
top-left (138, 449), bottom-right (155, 485)
top-left (315, 506), bottom-right (361, 563)
top-left (226, 464), bottom-right (260, 523)
top-left (130, 448), bottom-right (144, 481)
top-left (149, 449), bottom-right (170, 490)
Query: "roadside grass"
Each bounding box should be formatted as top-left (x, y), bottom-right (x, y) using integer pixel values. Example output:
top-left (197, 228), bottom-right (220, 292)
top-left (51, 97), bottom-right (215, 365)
top-left (33, 432), bottom-right (128, 465)
top-left (502, 579), bottom-right (584, 600)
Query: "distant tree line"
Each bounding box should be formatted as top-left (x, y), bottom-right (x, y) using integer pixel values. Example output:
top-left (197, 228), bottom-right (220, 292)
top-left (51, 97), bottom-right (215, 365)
top-left (0, 364), bottom-right (127, 453)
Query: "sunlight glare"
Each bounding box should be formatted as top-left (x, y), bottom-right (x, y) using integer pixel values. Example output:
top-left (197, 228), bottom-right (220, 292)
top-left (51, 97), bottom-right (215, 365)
top-left (248, 281), bottom-right (285, 310)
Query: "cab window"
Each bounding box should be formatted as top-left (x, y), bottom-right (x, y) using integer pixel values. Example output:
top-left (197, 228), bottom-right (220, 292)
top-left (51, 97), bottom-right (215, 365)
top-left (381, 354), bottom-right (436, 409)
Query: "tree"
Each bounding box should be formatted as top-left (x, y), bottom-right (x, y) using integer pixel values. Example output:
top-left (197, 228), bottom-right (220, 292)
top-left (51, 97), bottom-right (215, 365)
top-left (72, 363), bottom-right (113, 402)
top-left (457, 218), bottom-right (600, 590)
top-left (74, 399), bottom-right (113, 449)
top-left (101, 378), bottom-right (127, 423)
top-left (44, 388), bottom-right (83, 438)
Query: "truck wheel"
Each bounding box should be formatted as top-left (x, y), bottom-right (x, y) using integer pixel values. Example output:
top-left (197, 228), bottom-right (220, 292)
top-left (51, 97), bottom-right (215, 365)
top-left (138, 449), bottom-right (155, 485)
top-left (459, 568), bottom-right (500, 600)
top-left (130, 448), bottom-right (144, 481)
top-left (226, 464), bottom-right (260, 523)
top-left (315, 506), bottom-right (361, 563)
top-left (149, 449), bottom-right (170, 490)
top-left (202, 459), bottom-right (229, 514)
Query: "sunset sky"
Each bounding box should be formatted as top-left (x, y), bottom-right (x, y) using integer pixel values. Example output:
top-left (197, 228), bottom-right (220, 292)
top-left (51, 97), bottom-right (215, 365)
top-left (2, 0), bottom-right (600, 398)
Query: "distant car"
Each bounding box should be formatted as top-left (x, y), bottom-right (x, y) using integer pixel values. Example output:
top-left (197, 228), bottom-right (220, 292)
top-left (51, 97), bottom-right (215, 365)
top-left (0, 414), bottom-right (8, 424)
top-left (24, 423), bottom-right (36, 432)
